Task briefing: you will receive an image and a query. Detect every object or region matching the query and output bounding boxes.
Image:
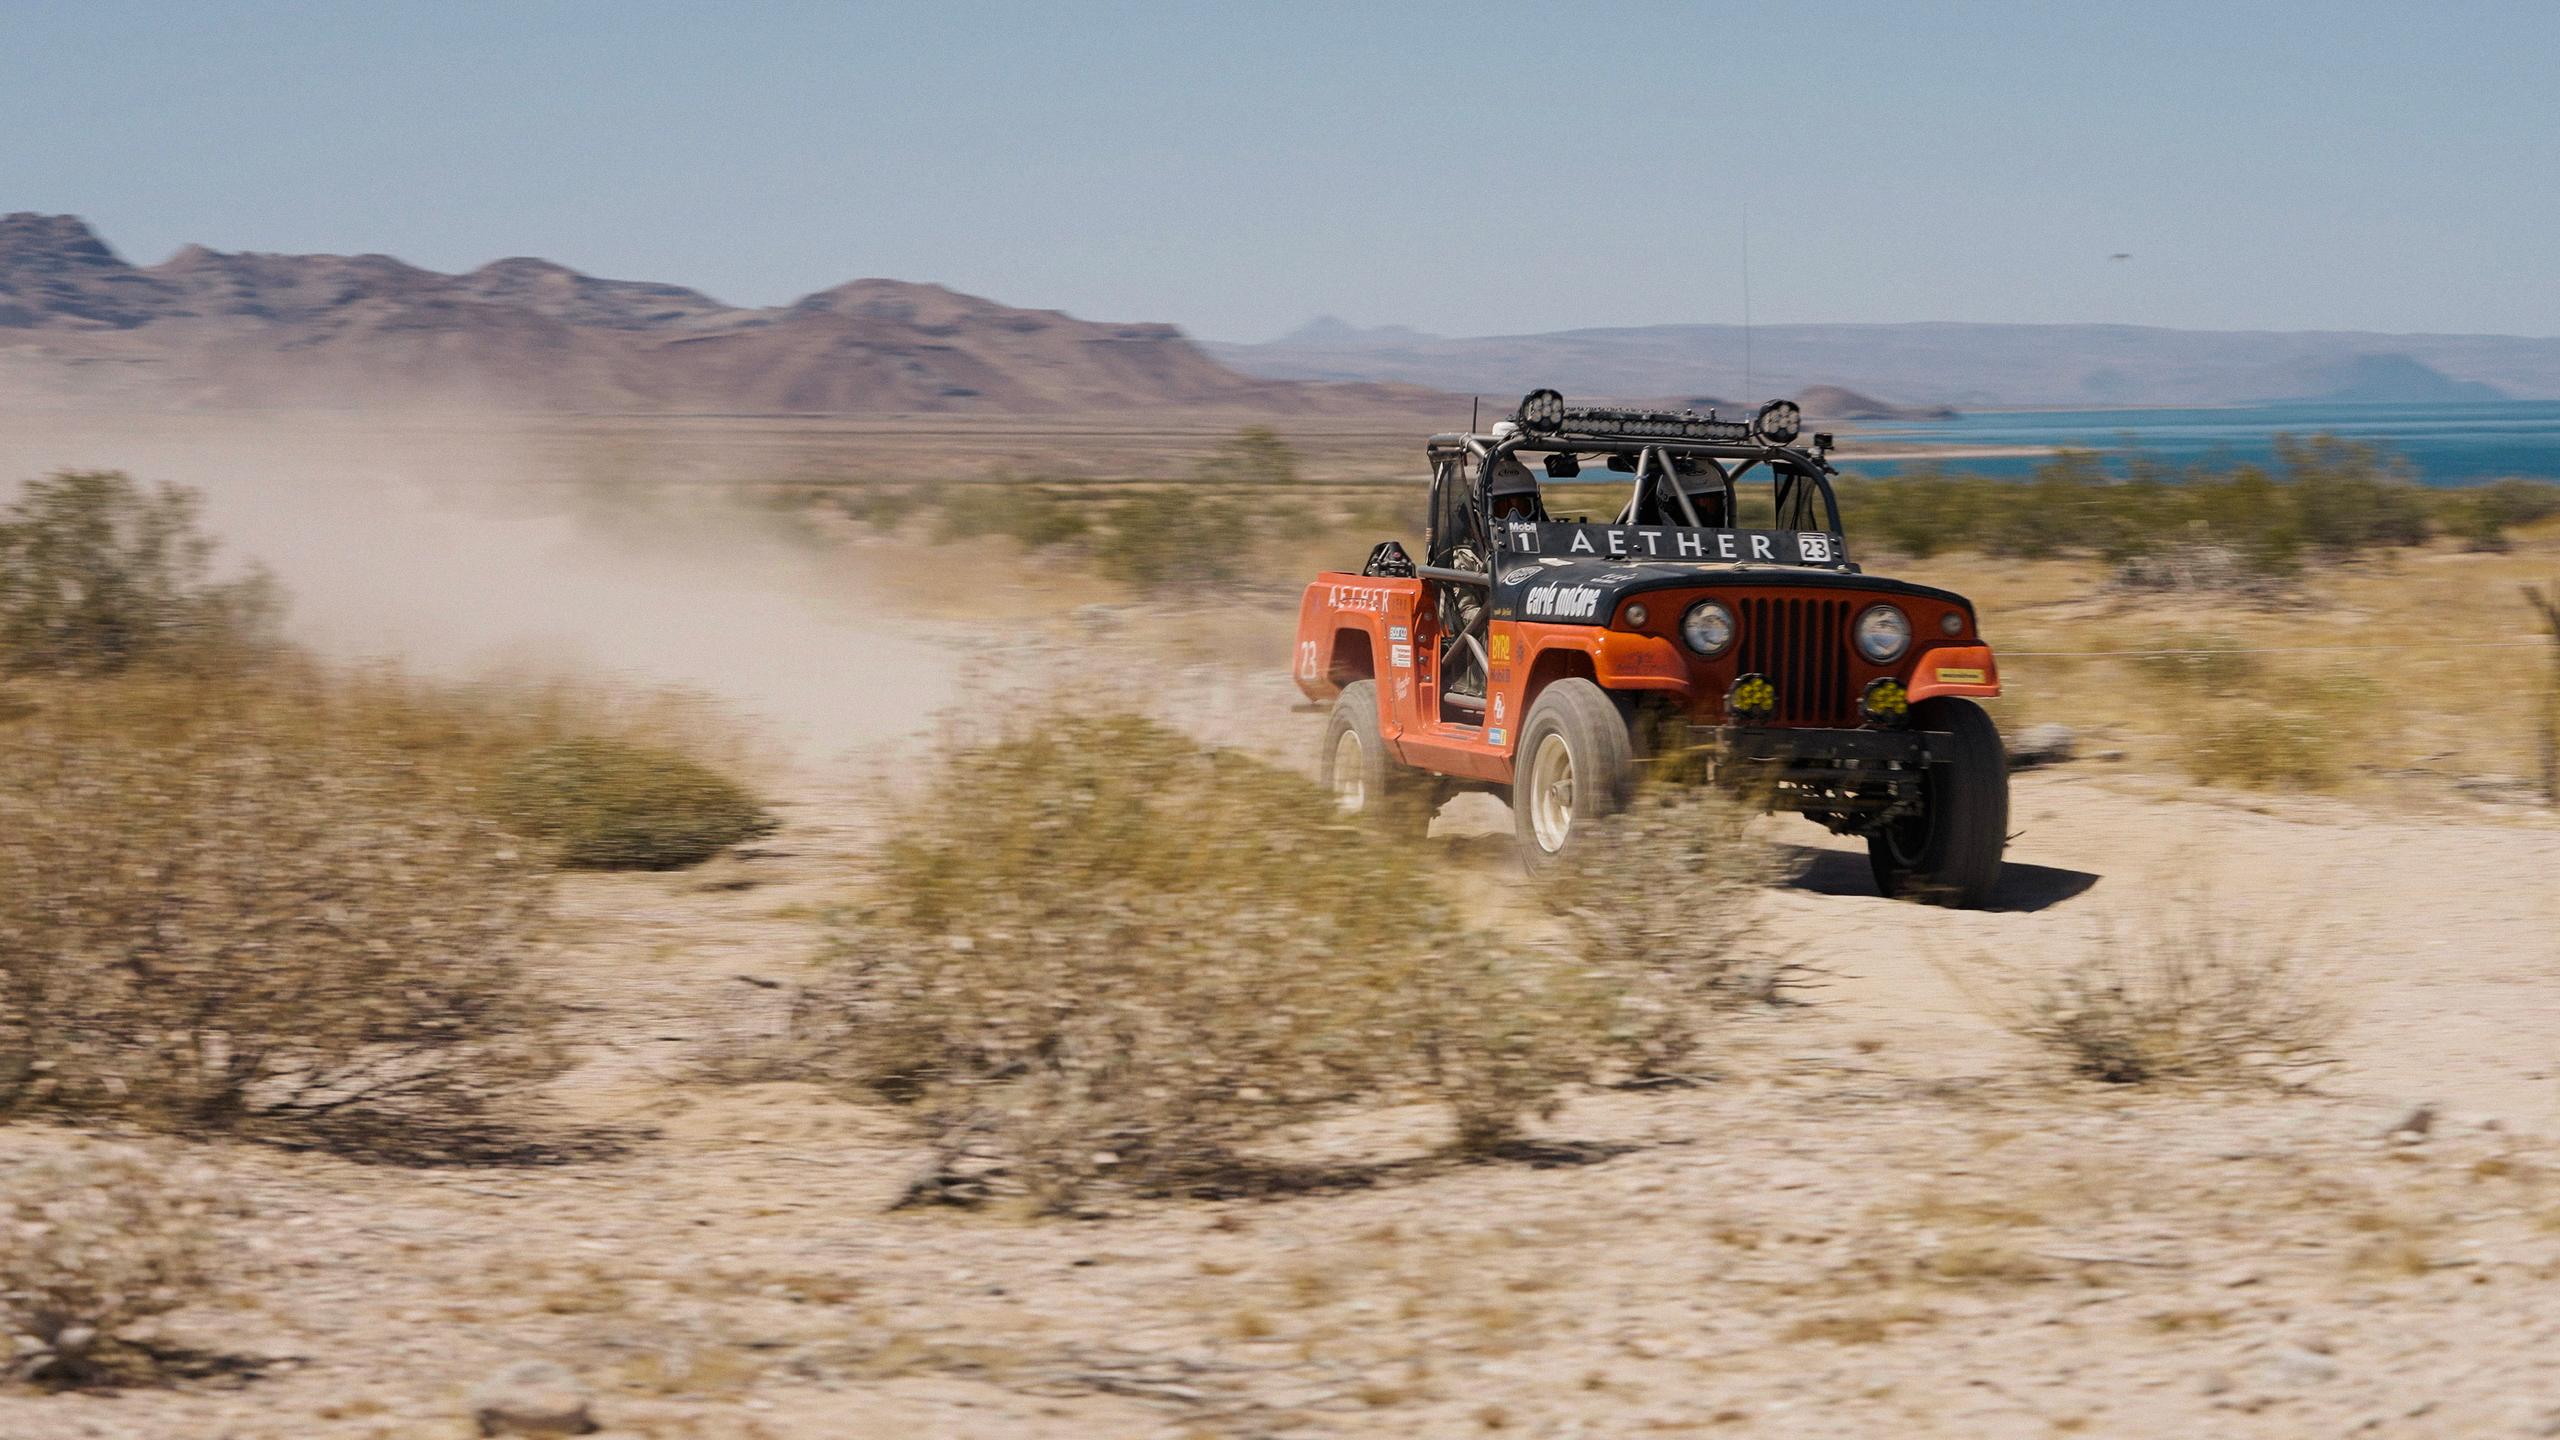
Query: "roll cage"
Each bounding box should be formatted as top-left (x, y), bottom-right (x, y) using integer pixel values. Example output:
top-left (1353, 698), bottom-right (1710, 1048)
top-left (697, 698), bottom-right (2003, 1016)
top-left (1416, 414), bottom-right (1852, 699)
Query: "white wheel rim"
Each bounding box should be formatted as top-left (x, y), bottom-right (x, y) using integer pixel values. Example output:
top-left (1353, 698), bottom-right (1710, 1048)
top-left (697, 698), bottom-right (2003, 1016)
top-left (1528, 731), bottom-right (1576, 853)
top-left (1331, 731), bottom-right (1366, 814)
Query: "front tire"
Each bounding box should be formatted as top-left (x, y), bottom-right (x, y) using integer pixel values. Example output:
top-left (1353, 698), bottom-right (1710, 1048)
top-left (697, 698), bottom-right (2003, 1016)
top-left (1511, 679), bottom-right (1636, 876)
top-left (1867, 696), bottom-right (2007, 908)
top-left (1322, 680), bottom-right (1431, 839)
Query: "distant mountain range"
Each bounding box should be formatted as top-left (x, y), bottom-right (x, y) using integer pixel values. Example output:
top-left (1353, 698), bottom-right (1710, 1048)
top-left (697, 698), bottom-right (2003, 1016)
top-left (1210, 316), bottom-right (2560, 408)
top-left (0, 214), bottom-right (1440, 416)
top-left (15, 213), bottom-right (2543, 420)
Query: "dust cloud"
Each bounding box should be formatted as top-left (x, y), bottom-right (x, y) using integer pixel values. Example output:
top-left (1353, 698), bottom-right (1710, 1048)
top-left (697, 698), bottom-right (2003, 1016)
top-left (0, 414), bottom-right (957, 759)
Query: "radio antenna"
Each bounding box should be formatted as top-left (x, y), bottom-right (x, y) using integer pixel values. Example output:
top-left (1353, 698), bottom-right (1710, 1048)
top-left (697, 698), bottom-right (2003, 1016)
top-left (1471, 395), bottom-right (1480, 432)
top-left (1740, 194), bottom-right (1754, 401)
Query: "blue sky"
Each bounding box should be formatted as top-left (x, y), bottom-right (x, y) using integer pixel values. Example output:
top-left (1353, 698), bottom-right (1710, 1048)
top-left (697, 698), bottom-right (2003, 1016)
top-left (4, 1), bottom-right (2555, 341)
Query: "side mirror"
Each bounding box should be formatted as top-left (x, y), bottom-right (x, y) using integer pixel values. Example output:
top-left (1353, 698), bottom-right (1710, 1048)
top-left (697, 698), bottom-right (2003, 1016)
top-left (1543, 453), bottom-right (1581, 479)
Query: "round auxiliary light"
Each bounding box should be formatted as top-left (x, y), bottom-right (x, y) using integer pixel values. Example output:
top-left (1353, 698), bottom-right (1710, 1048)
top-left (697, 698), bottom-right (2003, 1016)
top-left (1680, 600), bottom-right (1735, 656)
top-left (1624, 602), bottom-right (1650, 628)
top-left (1754, 398), bottom-right (1803, 446)
top-left (1939, 610), bottom-right (1966, 636)
top-left (1860, 677), bottom-right (1911, 725)
top-left (1519, 388), bottom-right (1567, 431)
top-left (1726, 672), bottom-right (1777, 724)
top-left (1853, 604), bottom-right (1912, 663)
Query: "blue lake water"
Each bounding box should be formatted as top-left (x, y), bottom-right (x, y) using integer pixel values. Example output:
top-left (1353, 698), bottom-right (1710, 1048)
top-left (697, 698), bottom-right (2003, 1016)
top-left (1839, 400), bottom-right (2560, 485)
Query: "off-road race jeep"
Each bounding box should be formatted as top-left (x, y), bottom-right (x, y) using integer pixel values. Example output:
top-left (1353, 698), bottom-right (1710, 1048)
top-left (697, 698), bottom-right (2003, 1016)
top-left (1292, 390), bottom-right (2008, 907)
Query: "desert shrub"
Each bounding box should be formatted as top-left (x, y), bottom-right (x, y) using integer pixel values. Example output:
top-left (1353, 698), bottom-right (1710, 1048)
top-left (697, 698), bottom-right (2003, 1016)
top-left (2179, 674), bottom-right (2373, 791)
top-left (0, 687), bottom-right (562, 1153)
top-left (2183, 703), bottom-right (2339, 789)
top-left (2124, 635), bottom-right (2265, 693)
top-left (1982, 452), bottom-right (2142, 561)
top-left (930, 483), bottom-right (1093, 550)
top-left (2111, 536), bottom-right (2282, 594)
top-left (306, 664), bottom-right (760, 794)
top-left (1339, 492), bottom-right (1422, 542)
top-left (2276, 435), bottom-right (2430, 556)
top-left (1835, 437), bottom-right (2476, 583)
top-left (1542, 786), bottom-right (1787, 1077)
top-left (1194, 426), bottom-right (1300, 487)
top-left (1838, 465), bottom-right (1974, 559)
top-left (489, 736), bottom-right (773, 870)
top-left (797, 714), bottom-right (1615, 1207)
top-left (0, 1142), bottom-right (234, 1386)
top-left (1974, 898), bottom-right (2341, 1085)
top-left (836, 485), bottom-right (923, 530)
top-left (1090, 489), bottom-right (1252, 592)
top-left (2446, 478), bottom-right (2560, 552)
top-left (0, 471), bottom-right (280, 676)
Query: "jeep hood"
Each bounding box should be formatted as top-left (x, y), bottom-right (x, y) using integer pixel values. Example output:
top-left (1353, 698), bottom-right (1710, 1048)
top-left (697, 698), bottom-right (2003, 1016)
top-left (1489, 557), bottom-right (1969, 626)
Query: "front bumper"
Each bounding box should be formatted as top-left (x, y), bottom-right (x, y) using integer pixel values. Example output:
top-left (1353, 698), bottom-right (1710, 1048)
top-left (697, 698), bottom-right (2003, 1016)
top-left (1677, 724), bottom-right (1939, 821)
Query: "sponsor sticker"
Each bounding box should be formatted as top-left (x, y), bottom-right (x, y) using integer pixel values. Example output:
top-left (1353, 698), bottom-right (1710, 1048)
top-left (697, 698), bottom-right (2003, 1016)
top-left (1323, 583), bottom-right (1391, 613)
top-left (1488, 633), bottom-right (1512, 663)
top-left (1533, 523), bottom-right (1836, 566)
top-left (1523, 582), bottom-right (1603, 619)
top-left (1934, 667), bottom-right (1986, 684)
top-left (1502, 520), bottom-right (1542, 553)
top-left (1387, 625), bottom-right (1409, 642)
top-left (1390, 643), bottom-right (1413, 669)
top-left (1394, 675), bottom-right (1411, 700)
top-left (1487, 727), bottom-right (1506, 747)
top-left (1492, 694), bottom-right (1506, 722)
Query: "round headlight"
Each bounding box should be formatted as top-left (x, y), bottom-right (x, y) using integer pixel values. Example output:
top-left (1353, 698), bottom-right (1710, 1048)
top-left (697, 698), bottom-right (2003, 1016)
top-left (1754, 399), bottom-right (1802, 445)
top-left (1853, 605), bottom-right (1911, 663)
top-left (1681, 600), bottom-right (1735, 656)
top-left (1519, 388), bottom-right (1566, 431)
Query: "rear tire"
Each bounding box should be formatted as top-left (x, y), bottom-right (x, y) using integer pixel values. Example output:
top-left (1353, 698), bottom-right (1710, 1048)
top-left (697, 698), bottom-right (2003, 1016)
top-left (1511, 679), bottom-right (1636, 877)
top-left (1322, 681), bottom-right (1431, 839)
top-left (1867, 697), bottom-right (2007, 908)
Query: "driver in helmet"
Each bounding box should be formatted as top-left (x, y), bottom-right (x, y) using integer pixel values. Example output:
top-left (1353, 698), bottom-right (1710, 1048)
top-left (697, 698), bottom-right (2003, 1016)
top-left (1488, 455), bottom-right (1546, 523)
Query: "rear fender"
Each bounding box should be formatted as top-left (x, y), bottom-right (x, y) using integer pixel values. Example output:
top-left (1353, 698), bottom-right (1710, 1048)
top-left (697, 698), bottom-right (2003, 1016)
top-left (1906, 644), bottom-right (2001, 702)
top-left (1293, 575), bottom-right (1423, 710)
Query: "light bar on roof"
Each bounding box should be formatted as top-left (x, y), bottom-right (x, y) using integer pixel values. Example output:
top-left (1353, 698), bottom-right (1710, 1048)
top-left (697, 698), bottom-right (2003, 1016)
top-left (1514, 388), bottom-right (1809, 444)
top-left (1552, 406), bottom-right (1755, 442)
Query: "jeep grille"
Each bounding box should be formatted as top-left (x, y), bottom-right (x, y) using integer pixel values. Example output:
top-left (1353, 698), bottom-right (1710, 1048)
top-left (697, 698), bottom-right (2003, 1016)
top-left (1736, 596), bottom-right (1855, 727)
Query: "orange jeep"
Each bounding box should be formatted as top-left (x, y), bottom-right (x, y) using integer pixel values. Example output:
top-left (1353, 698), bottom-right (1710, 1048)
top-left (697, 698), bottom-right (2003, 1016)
top-left (1292, 390), bottom-right (2007, 906)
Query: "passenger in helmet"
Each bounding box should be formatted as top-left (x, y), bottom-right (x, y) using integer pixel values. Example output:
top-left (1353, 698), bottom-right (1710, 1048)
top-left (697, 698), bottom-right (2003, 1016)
top-left (1632, 456), bottom-right (1730, 527)
top-left (1673, 458), bottom-right (1731, 527)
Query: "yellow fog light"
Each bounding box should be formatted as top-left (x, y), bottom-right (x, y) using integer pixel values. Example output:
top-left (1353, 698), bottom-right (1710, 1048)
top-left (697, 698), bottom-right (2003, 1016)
top-left (1726, 672), bottom-right (1777, 724)
top-left (1860, 677), bottom-right (1910, 725)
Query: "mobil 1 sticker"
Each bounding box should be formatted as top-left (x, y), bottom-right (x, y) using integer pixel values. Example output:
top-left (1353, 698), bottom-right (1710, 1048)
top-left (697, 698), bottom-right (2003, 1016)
top-left (1507, 523), bottom-right (1841, 565)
